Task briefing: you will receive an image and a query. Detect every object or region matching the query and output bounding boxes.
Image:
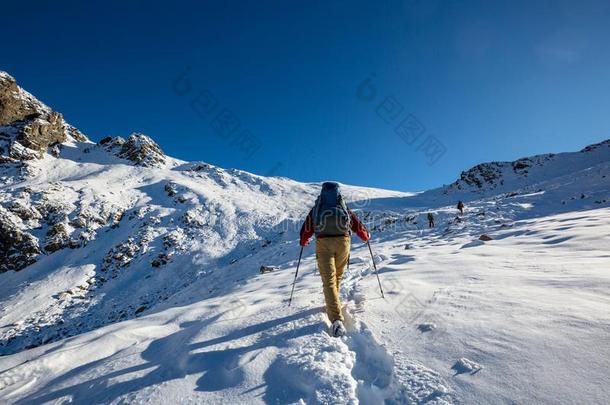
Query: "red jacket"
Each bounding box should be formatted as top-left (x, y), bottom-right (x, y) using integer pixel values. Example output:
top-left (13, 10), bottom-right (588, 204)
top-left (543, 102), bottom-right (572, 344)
top-left (299, 208), bottom-right (370, 246)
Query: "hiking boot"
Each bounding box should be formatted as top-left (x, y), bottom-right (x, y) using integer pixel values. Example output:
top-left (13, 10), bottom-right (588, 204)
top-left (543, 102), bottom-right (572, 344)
top-left (331, 320), bottom-right (346, 337)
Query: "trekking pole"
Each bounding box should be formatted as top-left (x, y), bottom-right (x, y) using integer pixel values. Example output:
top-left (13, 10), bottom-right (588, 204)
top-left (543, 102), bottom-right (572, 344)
top-left (366, 240), bottom-right (385, 298)
top-left (288, 246), bottom-right (304, 306)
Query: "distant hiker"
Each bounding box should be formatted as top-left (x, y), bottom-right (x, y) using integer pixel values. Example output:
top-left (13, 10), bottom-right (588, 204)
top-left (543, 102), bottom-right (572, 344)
top-left (457, 200), bottom-right (465, 215)
top-left (427, 212), bottom-right (435, 228)
top-left (299, 182), bottom-right (370, 337)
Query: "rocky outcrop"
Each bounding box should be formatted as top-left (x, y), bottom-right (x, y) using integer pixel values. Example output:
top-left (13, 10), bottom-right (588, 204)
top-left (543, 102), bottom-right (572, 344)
top-left (99, 133), bottom-right (166, 167)
top-left (0, 71), bottom-right (87, 162)
top-left (11, 112), bottom-right (67, 157)
top-left (0, 72), bottom-right (46, 124)
top-left (581, 139), bottom-right (610, 153)
top-left (446, 153), bottom-right (557, 192)
top-left (0, 206), bottom-right (41, 272)
top-left (456, 162), bottom-right (504, 190)
top-left (1, 71), bottom-right (167, 168)
top-left (44, 223), bottom-right (70, 253)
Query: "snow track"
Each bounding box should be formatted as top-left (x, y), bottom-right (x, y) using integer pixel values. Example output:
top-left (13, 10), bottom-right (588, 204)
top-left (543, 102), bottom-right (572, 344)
top-left (340, 256), bottom-right (454, 405)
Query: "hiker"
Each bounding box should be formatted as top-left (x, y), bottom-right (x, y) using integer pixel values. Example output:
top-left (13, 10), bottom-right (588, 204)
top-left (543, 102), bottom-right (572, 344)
top-left (427, 212), bottom-right (434, 228)
top-left (299, 182), bottom-right (370, 337)
top-left (457, 200), bottom-right (465, 215)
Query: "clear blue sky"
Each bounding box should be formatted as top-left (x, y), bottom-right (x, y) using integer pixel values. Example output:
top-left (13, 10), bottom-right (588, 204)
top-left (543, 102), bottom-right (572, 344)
top-left (3, 0), bottom-right (609, 191)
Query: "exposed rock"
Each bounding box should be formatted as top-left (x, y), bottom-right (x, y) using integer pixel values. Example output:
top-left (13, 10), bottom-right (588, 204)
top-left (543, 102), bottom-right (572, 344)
top-left (163, 229), bottom-right (185, 249)
top-left (164, 183), bottom-right (177, 197)
top-left (110, 210), bottom-right (124, 228)
top-left (0, 206), bottom-right (41, 272)
top-left (444, 151), bottom-right (557, 193)
top-left (457, 162), bottom-right (503, 189)
top-left (9, 141), bottom-right (39, 160)
top-left (417, 323), bottom-right (436, 332)
top-left (16, 112), bottom-right (67, 155)
top-left (452, 357), bottom-right (483, 374)
top-left (102, 238), bottom-right (140, 274)
top-left (98, 136), bottom-right (114, 145)
top-left (580, 139), bottom-right (610, 153)
top-left (46, 222), bottom-right (68, 238)
top-left (151, 252), bottom-right (172, 268)
top-left (58, 292), bottom-right (71, 301)
top-left (35, 197), bottom-right (71, 225)
top-left (0, 71), bottom-right (89, 162)
top-left (0, 72), bottom-right (46, 124)
top-left (478, 234), bottom-right (493, 241)
top-left (100, 133), bottom-right (166, 167)
top-left (188, 162), bottom-right (211, 171)
top-left (68, 239), bottom-right (81, 249)
top-left (260, 265), bottom-right (278, 274)
top-left (511, 158), bottom-right (531, 174)
top-left (45, 223), bottom-right (70, 252)
top-left (182, 208), bottom-right (206, 227)
top-left (65, 124), bottom-right (87, 142)
top-left (8, 200), bottom-right (41, 221)
top-left (70, 216), bottom-right (87, 228)
top-left (119, 134), bottom-right (165, 166)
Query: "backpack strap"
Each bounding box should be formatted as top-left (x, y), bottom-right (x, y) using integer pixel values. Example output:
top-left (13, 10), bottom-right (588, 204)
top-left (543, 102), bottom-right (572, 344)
top-left (312, 196), bottom-right (321, 230)
top-left (338, 195), bottom-right (352, 233)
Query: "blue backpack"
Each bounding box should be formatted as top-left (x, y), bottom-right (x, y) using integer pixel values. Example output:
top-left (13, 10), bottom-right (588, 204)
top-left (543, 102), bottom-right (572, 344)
top-left (313, 182), bottom-right (351, 236)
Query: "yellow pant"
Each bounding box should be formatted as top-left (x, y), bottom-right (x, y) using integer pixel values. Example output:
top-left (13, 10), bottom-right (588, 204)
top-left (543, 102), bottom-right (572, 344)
top-left (316, 236), bottom-right (350, 322)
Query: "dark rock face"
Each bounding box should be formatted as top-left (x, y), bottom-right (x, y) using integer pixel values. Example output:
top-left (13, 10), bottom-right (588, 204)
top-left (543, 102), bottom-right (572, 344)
top-left (118, 134), bottom-right (166, 167)
top-left (457, 162), bottom-right (504, 189)
top-left (0, 73), bottom-right (41, 124)
top-left (581, 139), bottom-right (610, 153)
top-left (446, 152), bottom-right (558, 193)
top-left (100, 133), bottom-right (166, 167)
top-left (0, 71), bottom-right (87, 162)
top-left (8, 200), bottom-right (41, 222)
top-left (0, 207), bottom-right (41, 272)
top-left (44, 223), bottom-right (70, 253)
top-left (17, 112), bottom-right (67, 152)
top-left (511, 159), bottom-right (531, 173)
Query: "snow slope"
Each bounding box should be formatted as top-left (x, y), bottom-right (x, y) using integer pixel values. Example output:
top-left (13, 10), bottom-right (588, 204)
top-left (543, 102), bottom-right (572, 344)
top-left (0, 136), bottom-right (407, 355)
top-left (1, 72), bottom-right (610, 404)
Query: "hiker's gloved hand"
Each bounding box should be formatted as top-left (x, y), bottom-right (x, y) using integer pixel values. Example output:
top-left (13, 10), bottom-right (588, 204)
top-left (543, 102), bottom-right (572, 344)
top-left (358, 230), bottom-right (370, 242)
top-left (299, 237), bottom-right (310, 247)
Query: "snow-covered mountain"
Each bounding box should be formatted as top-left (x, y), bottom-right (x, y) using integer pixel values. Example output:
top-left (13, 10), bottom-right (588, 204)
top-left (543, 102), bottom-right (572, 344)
top-left (441, 140), bottom-right (610, 195)
top-left (0, 71), bottom-right (408, 355)
top-left (1, 71), bottom-right (609, 404)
